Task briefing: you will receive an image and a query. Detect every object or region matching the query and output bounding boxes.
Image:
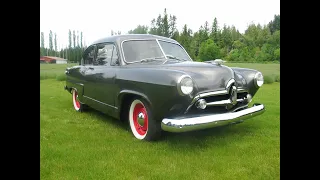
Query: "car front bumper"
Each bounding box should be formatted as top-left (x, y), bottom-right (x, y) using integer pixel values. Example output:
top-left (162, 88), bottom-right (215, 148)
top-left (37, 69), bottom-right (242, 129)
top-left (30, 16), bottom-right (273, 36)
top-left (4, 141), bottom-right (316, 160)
top-left (161, 103), bottom-right (265, 133)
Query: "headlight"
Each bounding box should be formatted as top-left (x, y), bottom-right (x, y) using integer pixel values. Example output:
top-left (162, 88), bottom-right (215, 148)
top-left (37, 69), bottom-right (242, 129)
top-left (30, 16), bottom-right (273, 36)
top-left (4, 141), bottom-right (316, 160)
top-left (254, 72), bottom-right (264, 87)
top-left (177, 75), bottom-right (194, 95)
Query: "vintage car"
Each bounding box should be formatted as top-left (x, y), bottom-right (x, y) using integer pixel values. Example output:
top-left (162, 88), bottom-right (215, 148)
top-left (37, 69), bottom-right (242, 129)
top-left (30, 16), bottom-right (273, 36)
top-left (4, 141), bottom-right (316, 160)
top-left (64, 34), bottom-right (265, 141)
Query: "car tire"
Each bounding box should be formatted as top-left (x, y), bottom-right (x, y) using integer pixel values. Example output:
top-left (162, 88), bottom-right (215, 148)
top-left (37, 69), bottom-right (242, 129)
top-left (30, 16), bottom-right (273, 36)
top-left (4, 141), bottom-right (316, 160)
top-left (128, 98), bottom-right (161, 141)
top-left (72, 89), bottom-right (85, 112)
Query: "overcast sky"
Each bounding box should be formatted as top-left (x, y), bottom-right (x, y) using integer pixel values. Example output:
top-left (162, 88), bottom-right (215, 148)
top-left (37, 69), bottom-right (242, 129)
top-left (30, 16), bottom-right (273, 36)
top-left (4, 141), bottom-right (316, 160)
top-left (40, 0), bottom-right (280, 48)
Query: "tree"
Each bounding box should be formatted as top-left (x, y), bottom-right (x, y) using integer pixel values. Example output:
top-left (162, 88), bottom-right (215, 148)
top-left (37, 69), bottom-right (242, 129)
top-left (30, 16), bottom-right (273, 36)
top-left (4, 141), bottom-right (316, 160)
top-left (220, 25), bottom-right (232, 51)
top-left (274, 48), bottom-right (280, 61)
top-left (198, 39), bottom-right (220, 61)
top-left (155, 15), bottom-right (162, 36)
top-left (149, 19), bottom-right (157, 35)
top-left (68, 30), bottom-right (72, 49)
top-left (162, 8), bottom-right (170, 37)
top-left (40, 32), bottom-right (45, 56)
top-left (171, 31), bottom-right (180, 41)
top-left (169, 15), bottom-right (177, 38)
top-left (54, 33), bottom-right (57, 56)
top-left (80, 32), bottom-right (83, 48)
top-left (49, 30), bottom-right (53, 55)
top-left (178, 24), bottom-right (193, 55)
top-left (73, 30), bottom-right (76, 48)
top-left (76, 31), bottom-right (79, 47)
top-left (148, 8), bottom-right (177, 37)
top-left (268, 15), bottom-right (280, 34)
top-left (210, 17), bottom-right (219, 43)
top-left (203, 21), bottom-right (209, 38)
top-left (128, 25), bottom-right (149, 34)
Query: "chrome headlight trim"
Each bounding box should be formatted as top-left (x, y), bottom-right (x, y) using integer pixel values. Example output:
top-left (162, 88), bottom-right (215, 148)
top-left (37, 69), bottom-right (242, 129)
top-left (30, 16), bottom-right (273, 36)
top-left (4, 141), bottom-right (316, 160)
top-left (254, 71), bottom-right (264, 87)
top-left (177, 75), bottom-right (194, 96)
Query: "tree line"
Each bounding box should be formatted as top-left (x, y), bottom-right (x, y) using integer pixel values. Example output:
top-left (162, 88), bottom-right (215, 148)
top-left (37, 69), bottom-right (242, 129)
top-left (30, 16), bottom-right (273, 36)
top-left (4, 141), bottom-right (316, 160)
top-left (40, 30), bottom-right (123, 63)
top-left (40, 8), bottom-right (280, 63)
top-left (40, 30), bottom-right (85, 63)
top-left (128, 9), bottom-right (280, 62)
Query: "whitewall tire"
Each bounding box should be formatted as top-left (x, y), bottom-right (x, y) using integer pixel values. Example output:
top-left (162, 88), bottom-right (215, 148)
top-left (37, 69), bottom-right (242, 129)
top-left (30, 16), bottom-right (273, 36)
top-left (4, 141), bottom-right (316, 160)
top-left (72, 89), bottom-right (84, 112)
top-left (128, 98), bottom-right (161, 141)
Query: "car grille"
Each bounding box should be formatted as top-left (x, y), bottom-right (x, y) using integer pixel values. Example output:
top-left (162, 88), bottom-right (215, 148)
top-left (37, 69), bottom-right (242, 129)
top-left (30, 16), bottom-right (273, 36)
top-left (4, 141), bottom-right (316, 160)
top-left (185, 88), bottom-right (249, 115)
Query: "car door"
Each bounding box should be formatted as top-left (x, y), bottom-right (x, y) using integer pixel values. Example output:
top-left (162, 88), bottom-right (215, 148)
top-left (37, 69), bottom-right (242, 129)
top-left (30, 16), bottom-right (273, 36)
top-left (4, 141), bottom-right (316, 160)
top-left (85, 43), bottom-right (119, 114)
top-left (79, 45), bottom-right (99, 107)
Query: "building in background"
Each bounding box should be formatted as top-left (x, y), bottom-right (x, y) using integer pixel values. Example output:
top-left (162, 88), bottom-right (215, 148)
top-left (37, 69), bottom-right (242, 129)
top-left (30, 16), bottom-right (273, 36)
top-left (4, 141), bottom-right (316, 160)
top-left (40, 56), bottom-right (68, 64)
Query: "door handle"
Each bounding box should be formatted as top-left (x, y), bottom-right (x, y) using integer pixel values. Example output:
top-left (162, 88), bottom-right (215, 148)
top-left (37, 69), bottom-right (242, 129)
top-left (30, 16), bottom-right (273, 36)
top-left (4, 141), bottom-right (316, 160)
top-left (88, 67), bottom-right (94, 70)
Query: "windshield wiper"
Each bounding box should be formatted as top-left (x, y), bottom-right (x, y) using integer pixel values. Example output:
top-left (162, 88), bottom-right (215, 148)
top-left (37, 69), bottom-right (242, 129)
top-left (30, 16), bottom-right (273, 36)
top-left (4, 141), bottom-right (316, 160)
top-left (128, 56), bottom-right (165, 64)
top-left (163, 54), bottom-right (188, 64)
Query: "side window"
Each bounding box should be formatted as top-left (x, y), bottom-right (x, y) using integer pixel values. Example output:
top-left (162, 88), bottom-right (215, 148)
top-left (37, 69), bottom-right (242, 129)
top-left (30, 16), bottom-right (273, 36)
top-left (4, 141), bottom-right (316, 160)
top-left (94, 44), bottom-right (114, 66)
top-left (83, 45), bottom-right (96, 65)
top-left (111, 45), bottom-right (119, 66)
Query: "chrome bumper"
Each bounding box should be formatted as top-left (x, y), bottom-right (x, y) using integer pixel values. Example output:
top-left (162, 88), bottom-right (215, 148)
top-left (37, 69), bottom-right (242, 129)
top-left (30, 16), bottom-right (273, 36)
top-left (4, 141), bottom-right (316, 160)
top-left (161, 104), bottom-right (265, 133)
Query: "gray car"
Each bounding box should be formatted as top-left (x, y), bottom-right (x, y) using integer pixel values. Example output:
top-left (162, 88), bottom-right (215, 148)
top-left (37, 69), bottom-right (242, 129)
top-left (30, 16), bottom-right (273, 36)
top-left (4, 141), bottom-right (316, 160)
top-left (64, 34), bottom-right (265, 141)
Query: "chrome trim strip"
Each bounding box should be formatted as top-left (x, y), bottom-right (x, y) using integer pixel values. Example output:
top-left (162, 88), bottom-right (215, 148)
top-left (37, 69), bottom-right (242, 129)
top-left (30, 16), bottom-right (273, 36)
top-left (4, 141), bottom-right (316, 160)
top-left (161, 104), bottom-right (265, 133)
top-left (156, 39), bottom-right (168, 59)
top-left (237, 88), bottom-right (247, 93)
top-left (226, 79), bottom-right (235, 90)
top-left (254, 71), bottom-right (263, 87)
top-left (177, 75), bottom-right (193, 96)
top-left (83, 95), bottom-right (118, 109)
top-left (207, 100), bottom-right (232, 106)
top-left (199, 90), bottom-right (228, 98)
top-left (206, 98), bottom-right (246, 106)
top-left (184, 90), bottom-right (229, 113)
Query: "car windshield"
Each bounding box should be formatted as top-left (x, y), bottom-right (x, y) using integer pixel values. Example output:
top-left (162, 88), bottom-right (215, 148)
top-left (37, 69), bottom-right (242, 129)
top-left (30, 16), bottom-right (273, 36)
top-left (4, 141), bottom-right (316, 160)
top-left (158, 40), bottom-right (191, 61)
top-left (122, 39), bottom-right (192, 63)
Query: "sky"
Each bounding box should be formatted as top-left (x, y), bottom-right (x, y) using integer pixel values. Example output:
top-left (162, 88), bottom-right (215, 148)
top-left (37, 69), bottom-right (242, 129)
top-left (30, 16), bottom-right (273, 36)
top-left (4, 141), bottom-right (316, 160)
top-left (40, 0), bottom-right (280, 49)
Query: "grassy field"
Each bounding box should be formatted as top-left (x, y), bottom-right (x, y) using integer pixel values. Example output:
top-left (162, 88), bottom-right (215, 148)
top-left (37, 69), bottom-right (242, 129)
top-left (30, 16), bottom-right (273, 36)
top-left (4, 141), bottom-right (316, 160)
top-left (225, 62), bottom-right (280, 77)
top-left (40, 63), bottom-right (280, 180)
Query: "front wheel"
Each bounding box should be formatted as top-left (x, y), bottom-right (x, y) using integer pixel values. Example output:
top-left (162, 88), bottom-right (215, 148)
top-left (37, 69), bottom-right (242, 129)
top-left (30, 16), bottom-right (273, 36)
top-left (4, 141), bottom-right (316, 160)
top-left (128, 98), bottom-right (161, 141)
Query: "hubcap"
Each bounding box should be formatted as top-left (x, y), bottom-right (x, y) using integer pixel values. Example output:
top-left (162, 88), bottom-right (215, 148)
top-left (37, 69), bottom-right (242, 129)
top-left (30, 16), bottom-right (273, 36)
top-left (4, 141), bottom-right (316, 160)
top-left (73, 90), bottom-right (80, 109)
top-left (137, 112), bottom-right (145, 126)
top-left (131, 101), bottom-right (148, 136)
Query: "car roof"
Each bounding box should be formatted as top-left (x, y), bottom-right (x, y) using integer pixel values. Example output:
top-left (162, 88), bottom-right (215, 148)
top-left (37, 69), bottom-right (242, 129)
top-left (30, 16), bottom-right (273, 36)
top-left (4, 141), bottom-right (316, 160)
top-left (91, 34), bottom-right (178, 45)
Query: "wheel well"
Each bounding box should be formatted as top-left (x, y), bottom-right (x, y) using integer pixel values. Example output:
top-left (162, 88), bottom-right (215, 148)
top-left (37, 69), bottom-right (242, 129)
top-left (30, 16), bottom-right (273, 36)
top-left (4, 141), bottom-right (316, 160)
top-left (120, 93), bottom-right (150, 122)
top-left (69, 87), bottom-right (74, 93)
top-left (119, 94), bottom-right (137, 122)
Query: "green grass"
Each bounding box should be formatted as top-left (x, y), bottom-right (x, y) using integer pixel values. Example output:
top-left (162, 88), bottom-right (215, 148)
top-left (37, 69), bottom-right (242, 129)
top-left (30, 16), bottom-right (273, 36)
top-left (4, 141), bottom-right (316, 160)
top-left (40, 63), bottom-right (77, 80)
top-left (40, 79), bottom-right (280, 180)
top-left (226, 62), bottom-right (280, 77)
top-left (263, 76), bottom-right (275, 84)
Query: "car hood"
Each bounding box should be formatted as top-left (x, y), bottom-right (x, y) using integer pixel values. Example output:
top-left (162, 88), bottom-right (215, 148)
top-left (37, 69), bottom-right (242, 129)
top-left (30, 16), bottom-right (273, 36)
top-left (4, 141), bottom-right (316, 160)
top-left (127, 61), bottom-right (244, 93)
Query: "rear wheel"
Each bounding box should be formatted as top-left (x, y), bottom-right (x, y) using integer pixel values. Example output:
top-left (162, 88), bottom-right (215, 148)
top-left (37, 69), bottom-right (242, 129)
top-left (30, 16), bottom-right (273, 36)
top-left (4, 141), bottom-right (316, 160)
top-left (128, 98), bottom-right (161, 141)
top-left (72, 89), bottom-right (85, 112)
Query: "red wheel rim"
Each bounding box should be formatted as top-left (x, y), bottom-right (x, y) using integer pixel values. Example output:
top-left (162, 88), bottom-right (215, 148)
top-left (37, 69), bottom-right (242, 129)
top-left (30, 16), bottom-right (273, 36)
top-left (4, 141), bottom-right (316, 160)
top-left (132, 103), bottom-right (148, 136)
top-left (73, 90), bottom-right (80, 109)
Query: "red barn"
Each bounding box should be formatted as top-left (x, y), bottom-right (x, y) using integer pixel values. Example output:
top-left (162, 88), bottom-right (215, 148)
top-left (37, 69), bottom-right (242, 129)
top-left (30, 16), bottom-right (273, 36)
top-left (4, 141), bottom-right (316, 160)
top-left (40, 56), bottom-right (67, 64)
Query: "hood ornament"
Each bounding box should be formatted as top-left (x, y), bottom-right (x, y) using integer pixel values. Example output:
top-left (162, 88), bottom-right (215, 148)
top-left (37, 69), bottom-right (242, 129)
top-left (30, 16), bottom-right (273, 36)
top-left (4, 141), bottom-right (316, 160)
top-left (205, 59), bottom-right (226, 66)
